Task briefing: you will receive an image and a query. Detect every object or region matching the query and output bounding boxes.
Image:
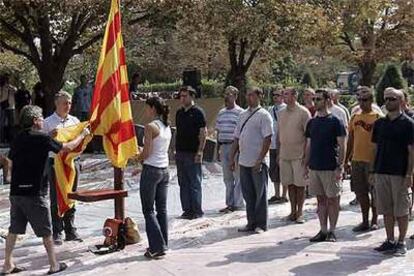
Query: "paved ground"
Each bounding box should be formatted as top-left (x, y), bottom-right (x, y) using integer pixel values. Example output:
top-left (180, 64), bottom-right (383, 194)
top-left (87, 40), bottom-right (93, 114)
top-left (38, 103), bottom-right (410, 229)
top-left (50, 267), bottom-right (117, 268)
top-left (1, 156), bottom-right (414, 275)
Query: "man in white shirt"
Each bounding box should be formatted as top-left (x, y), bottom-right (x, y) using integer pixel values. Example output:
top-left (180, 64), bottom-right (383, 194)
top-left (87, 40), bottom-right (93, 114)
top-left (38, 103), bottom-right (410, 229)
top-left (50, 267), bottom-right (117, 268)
top-left (230, 87), bottom-right (273, 234)
top-left (267, 89), bottom-right (287, 204)
top-left (215, 86), bottom-right (244, 213)
top-left (43, 91), bottom-right (82, 245)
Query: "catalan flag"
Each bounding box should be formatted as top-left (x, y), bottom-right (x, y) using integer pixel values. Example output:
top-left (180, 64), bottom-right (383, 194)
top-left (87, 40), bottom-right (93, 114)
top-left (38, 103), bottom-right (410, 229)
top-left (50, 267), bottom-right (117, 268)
top-left (89, 0), bottom-right (138, 168)
top-left (54, 0), bottom-right (138, 216)
top-left (54, 122), bottom-right (92, 216)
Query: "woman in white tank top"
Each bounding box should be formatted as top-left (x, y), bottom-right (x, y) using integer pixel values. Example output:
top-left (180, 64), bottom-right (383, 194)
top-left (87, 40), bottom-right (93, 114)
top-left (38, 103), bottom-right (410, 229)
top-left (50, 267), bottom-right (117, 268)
top-left (133, 96), bottom-right (171, 259)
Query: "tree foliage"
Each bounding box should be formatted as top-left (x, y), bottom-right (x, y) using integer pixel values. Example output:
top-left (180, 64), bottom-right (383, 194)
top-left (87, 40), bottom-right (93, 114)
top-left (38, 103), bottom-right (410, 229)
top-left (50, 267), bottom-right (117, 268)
top-left (376, 63), bottom-right (407, 106)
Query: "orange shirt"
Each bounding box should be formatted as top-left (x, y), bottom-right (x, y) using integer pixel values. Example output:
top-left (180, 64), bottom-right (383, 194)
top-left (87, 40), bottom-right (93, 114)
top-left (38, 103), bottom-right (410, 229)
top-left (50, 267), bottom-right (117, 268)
top-left (349, 110), bottom-right (382, 162)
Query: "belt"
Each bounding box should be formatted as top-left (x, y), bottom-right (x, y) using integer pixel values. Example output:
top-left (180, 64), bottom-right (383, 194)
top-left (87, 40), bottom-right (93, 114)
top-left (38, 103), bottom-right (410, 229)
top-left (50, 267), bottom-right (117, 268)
top-left (219, 141), bottom-right (233, 145)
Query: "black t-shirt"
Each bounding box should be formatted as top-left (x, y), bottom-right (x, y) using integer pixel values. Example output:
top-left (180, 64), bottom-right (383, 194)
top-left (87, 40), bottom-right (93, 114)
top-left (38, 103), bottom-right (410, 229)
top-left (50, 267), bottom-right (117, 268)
top-left (372, 113), bottom-right (414, 176)
top-left (175, 105), bottom-right (207, 153)
top-left (9, 130), bottom-right (63, 196)
top-left (305, 114), bottom-right (346, 170)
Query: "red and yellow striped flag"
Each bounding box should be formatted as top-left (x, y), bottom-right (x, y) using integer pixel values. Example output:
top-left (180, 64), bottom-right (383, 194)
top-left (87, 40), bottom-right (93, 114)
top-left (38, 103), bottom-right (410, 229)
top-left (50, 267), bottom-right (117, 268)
top-left (90, 0), bottom-right (138, 168)
top-left (54, 122), bottom-right (92, 216)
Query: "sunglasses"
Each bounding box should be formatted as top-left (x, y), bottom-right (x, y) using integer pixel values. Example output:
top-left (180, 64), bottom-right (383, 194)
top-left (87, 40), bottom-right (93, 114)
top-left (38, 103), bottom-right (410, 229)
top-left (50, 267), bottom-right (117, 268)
top-left (314, 97), bottom-right (324, 102)
top-left (384, 97), bottom-right (398, 102)
top-left (272, 94), bottom-right (281, 97)
top-left (357, 97), bottom-right (371, 102)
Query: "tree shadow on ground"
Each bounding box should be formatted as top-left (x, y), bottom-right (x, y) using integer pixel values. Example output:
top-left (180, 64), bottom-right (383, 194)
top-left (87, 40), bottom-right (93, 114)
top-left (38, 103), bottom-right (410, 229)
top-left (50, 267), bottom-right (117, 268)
top-left (289, 245), bottom-right (392, 276)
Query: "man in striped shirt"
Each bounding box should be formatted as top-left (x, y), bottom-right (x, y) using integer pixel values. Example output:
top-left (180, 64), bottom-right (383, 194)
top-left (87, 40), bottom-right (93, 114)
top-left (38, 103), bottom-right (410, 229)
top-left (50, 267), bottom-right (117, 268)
top-left (215, 86), bottom-right (244, 213)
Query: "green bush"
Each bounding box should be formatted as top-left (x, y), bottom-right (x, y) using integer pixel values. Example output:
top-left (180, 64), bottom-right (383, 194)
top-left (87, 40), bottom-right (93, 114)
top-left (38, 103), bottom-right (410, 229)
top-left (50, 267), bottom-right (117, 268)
top-left (375, 64), bottom-right (407, 106)
top-left (201, 79), bottom-right (224, 98)
top-left (138, 81), bottom-right (182, 93)
top-left (339, 94), bottom-right (357, 111)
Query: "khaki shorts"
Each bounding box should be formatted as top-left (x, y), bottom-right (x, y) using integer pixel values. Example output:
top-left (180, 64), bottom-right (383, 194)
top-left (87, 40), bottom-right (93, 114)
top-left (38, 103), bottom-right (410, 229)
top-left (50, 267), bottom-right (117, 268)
top-left (309, 170), bottom-right (342, 198)
top-left (280, 159), bottom-right (305, 187)
top-left (350, 161), bottom-right (371, 194)
top-left (374, 174), bottom-right (411, 217)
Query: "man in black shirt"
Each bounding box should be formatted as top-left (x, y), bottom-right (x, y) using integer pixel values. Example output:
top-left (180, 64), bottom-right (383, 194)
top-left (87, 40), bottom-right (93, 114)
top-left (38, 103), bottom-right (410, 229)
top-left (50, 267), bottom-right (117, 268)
top-left (372, 88), bottom-right (414, 256)
top-left (175, 86), bottom-right (207, 219)
top-left (2, 105), bottom-right (89, 275)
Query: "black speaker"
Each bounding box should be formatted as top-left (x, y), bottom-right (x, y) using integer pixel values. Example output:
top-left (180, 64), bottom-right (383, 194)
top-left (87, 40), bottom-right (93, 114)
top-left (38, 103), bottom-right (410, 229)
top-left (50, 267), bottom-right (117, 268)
top-left (182, 68), bottom-right (202, 98)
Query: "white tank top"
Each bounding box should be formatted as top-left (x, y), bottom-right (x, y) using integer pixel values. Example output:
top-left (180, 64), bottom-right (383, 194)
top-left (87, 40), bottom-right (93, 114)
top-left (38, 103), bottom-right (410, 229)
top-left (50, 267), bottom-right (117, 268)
top-left (144, 120), bottom-right (172, 168)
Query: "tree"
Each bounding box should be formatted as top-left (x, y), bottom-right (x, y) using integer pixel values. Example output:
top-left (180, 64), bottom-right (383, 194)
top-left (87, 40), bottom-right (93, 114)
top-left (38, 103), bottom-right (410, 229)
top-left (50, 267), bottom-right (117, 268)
top-left (375, 64), bottom-right (407, 106)
top-left (0, 0), bottom-right (112, 114)
top-left (301, 67), bottom-right (318, 88)
top-left (313, 0), bottom-right (414, 87)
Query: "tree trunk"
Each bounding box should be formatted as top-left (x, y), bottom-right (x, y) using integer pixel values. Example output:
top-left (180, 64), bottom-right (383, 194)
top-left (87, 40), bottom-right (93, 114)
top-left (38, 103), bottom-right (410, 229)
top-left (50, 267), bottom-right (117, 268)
top-left (38, 63), bottom-right (67, 116)
top-left (358, 59), bottom-right (377, 87)
top-left (225, 67), bottom-right (247, 107)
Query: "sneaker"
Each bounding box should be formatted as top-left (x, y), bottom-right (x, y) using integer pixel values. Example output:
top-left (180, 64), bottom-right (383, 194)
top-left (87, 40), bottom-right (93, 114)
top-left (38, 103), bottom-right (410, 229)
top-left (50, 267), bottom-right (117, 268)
top-left (370, 224), bottom-right (379, 231)
top-left (309, 231), bottom-right (327, 242)
top-left (238, 226), bottom-right (254, 233)
top-left (326, 232), bottom-right (337, 242)
top-left (254, 227), bottom-right (265, 234)
top-left (144, 250), bottom-right (166, 260)
top-left (374, 240), bottom-right (396, 253)
top-left (352, 223), bottom-right (370, 232)
top-left (278, 197), bottom-right (288, 203)
top-left (228, 206), bottom-right (243, 212)
top-left (295, 215), bottom-right (305, 224)
top-left (53, 233), bottom-right (63, 246)
top-left (65, 232), bottom-right (83, 242)
top-left (393, 242), bottom-right (407, 257)
top-left (268, 196), bottom-right (281, 204)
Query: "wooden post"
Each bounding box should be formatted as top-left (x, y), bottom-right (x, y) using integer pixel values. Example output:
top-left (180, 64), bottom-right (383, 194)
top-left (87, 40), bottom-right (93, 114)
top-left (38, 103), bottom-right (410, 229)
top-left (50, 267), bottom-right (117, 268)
top-left (114, 167), bottom-right (125, 220)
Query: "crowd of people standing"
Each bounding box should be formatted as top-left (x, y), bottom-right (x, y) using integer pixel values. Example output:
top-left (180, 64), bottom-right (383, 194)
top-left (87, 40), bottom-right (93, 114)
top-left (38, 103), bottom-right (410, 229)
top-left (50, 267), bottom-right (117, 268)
top-left (1, 81), bottom-right (414, 274)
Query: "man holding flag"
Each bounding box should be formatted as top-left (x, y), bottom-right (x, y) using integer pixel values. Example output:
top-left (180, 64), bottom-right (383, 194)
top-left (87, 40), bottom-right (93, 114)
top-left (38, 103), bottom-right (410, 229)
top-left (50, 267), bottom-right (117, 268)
top-left (43, 91), bottom-right (82, 245)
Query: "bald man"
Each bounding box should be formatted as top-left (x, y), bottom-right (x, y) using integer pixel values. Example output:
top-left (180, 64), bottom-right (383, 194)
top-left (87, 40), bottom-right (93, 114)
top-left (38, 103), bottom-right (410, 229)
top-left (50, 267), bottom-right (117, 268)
top-left (372, 87), bottom-right (414, 256)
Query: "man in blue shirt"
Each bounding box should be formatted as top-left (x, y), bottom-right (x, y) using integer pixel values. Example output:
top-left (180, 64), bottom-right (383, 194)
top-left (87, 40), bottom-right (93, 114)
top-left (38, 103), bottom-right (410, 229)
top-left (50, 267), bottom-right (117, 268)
top-left (72, 75), bottom-right (92, 121)
top-left (304, 89), bottom-right (347, 242)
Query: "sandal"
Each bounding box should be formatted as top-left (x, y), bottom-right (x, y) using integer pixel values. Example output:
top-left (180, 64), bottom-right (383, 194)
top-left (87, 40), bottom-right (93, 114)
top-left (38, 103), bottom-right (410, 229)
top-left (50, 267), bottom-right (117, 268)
top-left (0, 266), bottom-right (26, 275)
top-left (47, 263), bottom-right (68, 275)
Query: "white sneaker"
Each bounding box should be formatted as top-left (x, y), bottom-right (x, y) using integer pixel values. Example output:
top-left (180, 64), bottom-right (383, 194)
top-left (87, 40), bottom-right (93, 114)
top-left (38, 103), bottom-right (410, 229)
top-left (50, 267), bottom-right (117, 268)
top-left (254, 227), bottom-right (265, 234)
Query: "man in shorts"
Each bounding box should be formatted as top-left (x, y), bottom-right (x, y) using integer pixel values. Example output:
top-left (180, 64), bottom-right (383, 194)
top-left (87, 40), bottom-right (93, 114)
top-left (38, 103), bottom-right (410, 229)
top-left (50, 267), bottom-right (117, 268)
top-left (267, 89), bottom-right (287, 204)
top-left (305, 89), bottom-right (347, 242)
top-left (372, 87), bottom-right (414, 256)
top-left (278, 88), bottom-right (311, 223)
top-left (345, 86), bottom-right (381, 232)
top-left (2, 105), bottom-right (89, 275)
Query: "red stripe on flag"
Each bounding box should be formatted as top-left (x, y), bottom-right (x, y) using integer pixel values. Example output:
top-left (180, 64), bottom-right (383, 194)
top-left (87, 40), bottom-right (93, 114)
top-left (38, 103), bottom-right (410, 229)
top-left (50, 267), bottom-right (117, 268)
top-left (105, 11), bottom-right (121, 55)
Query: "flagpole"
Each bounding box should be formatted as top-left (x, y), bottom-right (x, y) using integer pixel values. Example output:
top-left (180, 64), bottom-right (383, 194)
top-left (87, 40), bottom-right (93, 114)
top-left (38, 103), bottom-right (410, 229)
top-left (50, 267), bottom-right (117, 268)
top-left (114, 167), bottom-right (125, 220)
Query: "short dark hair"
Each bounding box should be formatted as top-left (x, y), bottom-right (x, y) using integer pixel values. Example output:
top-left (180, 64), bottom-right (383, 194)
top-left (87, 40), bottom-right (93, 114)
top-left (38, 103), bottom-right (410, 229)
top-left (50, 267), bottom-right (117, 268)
top-left (315, 89), bottom-right (331, 100)
top-left (20, 105), bottom-right (43, 128)
top-left (179, 85), bottom-right (197, 97)
top-left (248, 87), bottom-right (264, 96)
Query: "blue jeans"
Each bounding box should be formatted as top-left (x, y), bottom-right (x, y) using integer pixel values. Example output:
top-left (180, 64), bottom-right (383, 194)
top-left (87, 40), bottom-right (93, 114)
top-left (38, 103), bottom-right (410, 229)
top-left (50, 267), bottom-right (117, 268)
top-left (239, 164), bottom-right (269, 230)
top-left (140, 164), bottom-right (169, 253)
top-left (220, 144), bottom-right (244, 208)
top-left (176, 151), bottom-right (203, 215)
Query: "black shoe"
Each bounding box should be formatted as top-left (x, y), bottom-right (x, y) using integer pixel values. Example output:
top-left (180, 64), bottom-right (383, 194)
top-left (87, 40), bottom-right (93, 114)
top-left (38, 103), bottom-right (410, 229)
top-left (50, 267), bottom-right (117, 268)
top-left (394, 242), bottom-right (407, 257)
top-left (180, 212), bottom-right (193, 220)
top-left (144, 249), bottom-right (166, 260)
top-left (65, 232), bottom-right (83, 242)
top-left (326, 232), bottom-right (337, 242)
top-left (352, 223), bottom-right (370, 233)
top-left (309, 231), bottom-right (327, 242)
top-left (374, 240), bottom-right (396, 253)
top-left (268, 196), bottom-right (281, 204)
top-left (192, 213), bottom-right (204, 219)
top-left (219, 206), bottom-right (232, 213)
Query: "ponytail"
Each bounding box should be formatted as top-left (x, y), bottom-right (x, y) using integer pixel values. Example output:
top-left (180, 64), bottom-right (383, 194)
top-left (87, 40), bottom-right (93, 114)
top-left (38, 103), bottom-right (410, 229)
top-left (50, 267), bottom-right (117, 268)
top-left (145, 96), bottom-right (170, 126)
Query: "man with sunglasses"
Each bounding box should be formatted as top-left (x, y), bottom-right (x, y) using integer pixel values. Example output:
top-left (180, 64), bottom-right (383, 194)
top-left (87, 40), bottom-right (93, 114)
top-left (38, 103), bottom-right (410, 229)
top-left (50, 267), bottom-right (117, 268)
top-left (268, 89), bottom-right (287, 204)
top-left (345, 86), bottom-right (381, 233)
top-left (372, 87), bottom-right (414, 256)
top-left (304, 89), bottom-right (347, 242)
